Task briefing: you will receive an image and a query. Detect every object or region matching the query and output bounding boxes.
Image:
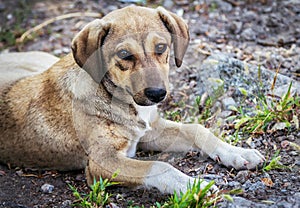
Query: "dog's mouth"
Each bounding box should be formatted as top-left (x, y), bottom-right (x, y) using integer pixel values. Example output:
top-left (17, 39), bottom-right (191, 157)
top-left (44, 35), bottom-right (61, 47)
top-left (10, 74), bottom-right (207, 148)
top-left (127, 87), bottom-right (167, 106)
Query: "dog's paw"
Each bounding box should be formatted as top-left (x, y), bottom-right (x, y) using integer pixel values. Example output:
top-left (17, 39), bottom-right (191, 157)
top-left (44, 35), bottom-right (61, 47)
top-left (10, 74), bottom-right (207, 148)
top-left (211, 145), bottom-right (265, 170)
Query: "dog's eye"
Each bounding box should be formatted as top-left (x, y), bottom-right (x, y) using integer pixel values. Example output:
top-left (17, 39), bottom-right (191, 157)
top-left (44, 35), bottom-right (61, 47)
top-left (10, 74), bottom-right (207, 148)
top-left (155, 44), bottom-right (167, 55)
top-left (117, 50), bottom-right (134, 61)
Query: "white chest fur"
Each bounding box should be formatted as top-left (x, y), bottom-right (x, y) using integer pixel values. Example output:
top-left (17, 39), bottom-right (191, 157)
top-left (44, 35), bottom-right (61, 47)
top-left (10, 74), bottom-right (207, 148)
top-left (126, 105), bottom-right (158, 157)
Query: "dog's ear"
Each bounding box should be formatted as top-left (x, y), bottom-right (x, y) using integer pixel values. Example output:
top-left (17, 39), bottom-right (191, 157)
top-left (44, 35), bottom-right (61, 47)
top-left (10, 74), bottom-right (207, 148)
top-left (71, 19), bottom-right (111, 83)
top-left (157, 7), bottom-right (190, 67)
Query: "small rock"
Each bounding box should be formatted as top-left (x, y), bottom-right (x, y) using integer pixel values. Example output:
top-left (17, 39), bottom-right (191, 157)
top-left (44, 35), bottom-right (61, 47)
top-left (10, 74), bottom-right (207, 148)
top-left (206, 78), bottom-right (224, 102)
top-left (176, 8), bottom-right (184, 17)
top-left (41, 183), bottom-right (54, 194)
top-left (281, 140), bottom-right (290, 148)
top-left (203, 174), bottom-right (222, 180)
top-left (221, 97), bottom-right (237, 110)
top-left (218, 110), bottom-right (232, 118)
top-left (106, 5), bottom-right (118, 12)
top-left (0, 2), bottom-right (6, 11)
top-left (0, 170), bottom-right (6, 176)
top-left (6, 13), bottom-right (13, 20)
top-left (228, 181), bottom-right (241, 187)
top-left (218, 196), bottom-right (269, 208)
top-left (16, 170), bottom-right (23, 176)
top-left (228, 21), bottom-right (243, 34)
top-left (61, 200), bottom-right (72, 208)
top-left (271, 83), bottom-right (297, 98)
top-left (75, 174), bottom-right (85, 181)
top-left (215, 0), bottom-right (232, 12)
top-left (62, 47), bottom-right (70, 54)
top-left (235, 170), bottom-right (250, 183)
top-left (53, 49), bottom-right (62, 55)
top-left (243, 181), bottom-right (265, 191)
top-left (271, 122), bottom-right (289, 131)
top-left (163, 0), bottom-right (174, 9)
top-left (106, 203), bottom-right (119, 208)
top-left (289, 151), bottom-right (298, 156)
top-left (243, 10), bottom-right (257, 22)
top-left (241, 28), bottom-right (256, 41)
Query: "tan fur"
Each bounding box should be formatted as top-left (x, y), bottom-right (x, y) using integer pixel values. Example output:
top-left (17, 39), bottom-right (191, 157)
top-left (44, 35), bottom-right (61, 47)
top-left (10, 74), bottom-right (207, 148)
top-left (0, 6), bottom-right (264, 194)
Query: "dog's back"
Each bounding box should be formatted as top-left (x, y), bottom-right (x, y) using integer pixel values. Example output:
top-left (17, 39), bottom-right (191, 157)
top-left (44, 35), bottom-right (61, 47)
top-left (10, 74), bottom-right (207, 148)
top-left (0, 52), bottom-right (86, 170)
top-left (0, 52), bottom-right (59, 89)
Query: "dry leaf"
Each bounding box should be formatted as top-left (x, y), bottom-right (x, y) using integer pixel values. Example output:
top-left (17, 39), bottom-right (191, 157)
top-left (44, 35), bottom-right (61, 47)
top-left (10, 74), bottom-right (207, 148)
top-left (261, 178), bottom-right (274, 187)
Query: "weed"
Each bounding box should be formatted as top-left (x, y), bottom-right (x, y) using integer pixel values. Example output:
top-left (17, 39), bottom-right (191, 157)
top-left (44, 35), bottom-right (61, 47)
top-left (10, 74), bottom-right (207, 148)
top-left (165, 110), bottom-right (182, 122)
top-left (0, 0), bottom-right (31, 49)
top-left (69, 171), bottom-right (119, 208)
top-left (156, 180), bottom-right (223, 208)
top-left (197, 96), bottom-right (213, 124)
top-left (231, 81), bottom-right (299, 134)
top-left (263, 150), bottom-right (290, 172)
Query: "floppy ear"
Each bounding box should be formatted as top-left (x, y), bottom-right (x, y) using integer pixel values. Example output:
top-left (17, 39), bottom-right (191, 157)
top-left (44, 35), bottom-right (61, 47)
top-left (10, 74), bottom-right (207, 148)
top-left (71, 19), bottom-right (111, 83)
top-left (157, 7), bottom-right (190, 67)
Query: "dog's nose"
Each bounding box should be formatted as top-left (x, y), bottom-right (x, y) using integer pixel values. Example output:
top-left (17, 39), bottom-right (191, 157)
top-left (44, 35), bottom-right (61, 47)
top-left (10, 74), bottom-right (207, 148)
top-left (144, 87), bottom-right (167, 103)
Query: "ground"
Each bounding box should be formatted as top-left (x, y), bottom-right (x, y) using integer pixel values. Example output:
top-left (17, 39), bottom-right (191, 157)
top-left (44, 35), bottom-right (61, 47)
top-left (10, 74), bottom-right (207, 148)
top-left (0, 0), bottom-right (299, 207)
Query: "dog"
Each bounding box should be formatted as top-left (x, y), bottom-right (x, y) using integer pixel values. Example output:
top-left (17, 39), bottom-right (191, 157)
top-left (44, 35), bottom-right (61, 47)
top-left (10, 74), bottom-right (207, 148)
top-left (0, 6), bottom-right (264, 194)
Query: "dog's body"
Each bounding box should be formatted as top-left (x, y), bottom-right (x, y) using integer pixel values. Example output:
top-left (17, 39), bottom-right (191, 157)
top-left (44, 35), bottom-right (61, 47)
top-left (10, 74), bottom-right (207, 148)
top-left (0, 6), bottom-right (264, 194)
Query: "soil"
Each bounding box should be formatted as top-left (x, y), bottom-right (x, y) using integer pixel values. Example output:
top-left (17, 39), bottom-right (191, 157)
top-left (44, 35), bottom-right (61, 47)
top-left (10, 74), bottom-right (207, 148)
top-left (0, 0), bottom-right (299, 207)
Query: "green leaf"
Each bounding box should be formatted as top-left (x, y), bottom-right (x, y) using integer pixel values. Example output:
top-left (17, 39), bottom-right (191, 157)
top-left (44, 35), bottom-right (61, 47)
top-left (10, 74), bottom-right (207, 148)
top-left (234, 117), bottom-right (251, 129)
top-left (223, 194), bottom-right (234, 202)
top-left (281, 82), bottom-right (293, 107)
top-left (238, 87), bottom-right (248, 96)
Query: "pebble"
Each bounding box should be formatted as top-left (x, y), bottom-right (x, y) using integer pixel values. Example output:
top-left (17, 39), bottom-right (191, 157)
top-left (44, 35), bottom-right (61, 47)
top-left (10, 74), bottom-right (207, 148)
top-left (221, 97), bottom-right (237, 110)
top-left (235, 170), bottom-right (250, 183)
top-left (0, 2), bottom-right (5, 11)
top-left (289, 151), bottom-right (298, 156)
top-left (228, 181), bottom-right (241, 187)
top-left (61, 200), bottom-right (72, 208)
top-left (106, 203), bottom-right (119, 208)
top-left (242, 180), bottom-right (265, 191)
top-left (163, 0), bottom-right (174, 9)
top-left (202, 174), bottom-right (222, 180)
top-left (218, 196), bottom-right (269, 208)
top-left (0, 170), bottom-right (6, 176)
top-left (41, 183), bottom-right (54, 194)
top-left (241, 28), bottom-right (256, 41)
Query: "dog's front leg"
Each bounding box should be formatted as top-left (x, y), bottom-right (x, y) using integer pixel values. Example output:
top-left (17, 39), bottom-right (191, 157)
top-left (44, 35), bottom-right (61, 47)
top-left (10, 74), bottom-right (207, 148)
top-left (139, 117), bottom-right (264, 170)
top-left (86, 148), bottom-right (204, 194)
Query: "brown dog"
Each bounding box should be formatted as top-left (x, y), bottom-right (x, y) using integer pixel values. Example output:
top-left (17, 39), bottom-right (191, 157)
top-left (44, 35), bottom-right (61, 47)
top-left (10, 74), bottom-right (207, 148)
top-left (0, 6), bottom-right (264, 194)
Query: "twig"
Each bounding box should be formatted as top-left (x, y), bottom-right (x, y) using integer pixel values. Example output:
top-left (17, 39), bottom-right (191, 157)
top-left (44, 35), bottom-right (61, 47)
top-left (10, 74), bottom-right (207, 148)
top-left (223, 0), bottom-right (241, 7)
top-left (17, 12), bottom-right (102, 43)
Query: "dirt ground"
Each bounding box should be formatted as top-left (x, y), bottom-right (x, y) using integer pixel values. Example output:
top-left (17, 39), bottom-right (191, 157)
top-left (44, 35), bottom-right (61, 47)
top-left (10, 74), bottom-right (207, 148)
top-left (0, 0), bottom-right (299, 207)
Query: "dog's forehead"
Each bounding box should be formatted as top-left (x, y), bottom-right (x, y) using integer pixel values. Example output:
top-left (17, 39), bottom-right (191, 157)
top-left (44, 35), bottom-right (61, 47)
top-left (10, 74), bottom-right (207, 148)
top-left (103, 6), bottom-right (167, 35)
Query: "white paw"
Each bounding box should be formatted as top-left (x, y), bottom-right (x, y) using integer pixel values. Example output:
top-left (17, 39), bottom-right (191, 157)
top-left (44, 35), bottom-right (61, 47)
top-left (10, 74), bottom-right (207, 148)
top-left (145, 162), bottom-right (219, 195)
top-left (211, 145), bottom-right (265, 170)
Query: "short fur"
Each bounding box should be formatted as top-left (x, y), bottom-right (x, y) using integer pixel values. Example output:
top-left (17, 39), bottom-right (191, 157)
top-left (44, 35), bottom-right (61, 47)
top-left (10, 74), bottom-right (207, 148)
top-left (0, 6), bottom-right (264, 194)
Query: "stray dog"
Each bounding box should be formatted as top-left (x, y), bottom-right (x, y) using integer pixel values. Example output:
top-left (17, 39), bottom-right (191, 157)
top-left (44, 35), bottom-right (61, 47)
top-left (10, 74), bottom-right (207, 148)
top-left (0, 6), bottom-right (264, 194)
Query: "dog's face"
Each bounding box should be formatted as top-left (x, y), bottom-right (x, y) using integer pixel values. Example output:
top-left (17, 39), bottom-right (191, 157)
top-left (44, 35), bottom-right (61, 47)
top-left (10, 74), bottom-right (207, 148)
top-left (71, 6), bottom-right (189, 106)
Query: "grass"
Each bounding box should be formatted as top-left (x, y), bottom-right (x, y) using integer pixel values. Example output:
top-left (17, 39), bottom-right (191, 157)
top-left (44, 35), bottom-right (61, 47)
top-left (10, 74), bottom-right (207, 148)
top-left (156, 180), bottom-right (221, 208)
top-left (230, 80), bottom-right (299, 134)
top-left (262, 150), bottom-right (291, 172)
top-left (69, 174), bottom-right (235, 208)
top-left (68, 171), bottom-right (119, 208)
top-left (0, 0), bottom-right (31, 50)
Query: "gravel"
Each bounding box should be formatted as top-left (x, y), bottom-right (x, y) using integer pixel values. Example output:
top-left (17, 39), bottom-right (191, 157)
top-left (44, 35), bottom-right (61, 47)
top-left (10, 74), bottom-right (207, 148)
top-left (0, 0), bottom-right (299, 207)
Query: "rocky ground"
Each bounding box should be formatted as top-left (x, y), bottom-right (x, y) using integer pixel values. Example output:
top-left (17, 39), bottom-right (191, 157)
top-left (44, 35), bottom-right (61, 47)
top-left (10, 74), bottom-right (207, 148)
top-left (0, 0), bottom-right (299, 207)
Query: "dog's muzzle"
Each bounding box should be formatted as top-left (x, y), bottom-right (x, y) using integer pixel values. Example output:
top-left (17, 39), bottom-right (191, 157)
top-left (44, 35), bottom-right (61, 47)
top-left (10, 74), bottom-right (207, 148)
top-left (144, 87), bottom-right (166, 103)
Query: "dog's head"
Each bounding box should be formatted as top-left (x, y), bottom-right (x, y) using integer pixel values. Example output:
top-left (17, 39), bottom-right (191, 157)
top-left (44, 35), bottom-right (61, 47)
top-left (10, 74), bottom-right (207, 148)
top-left (71, 6), bottom-right (189, 106)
